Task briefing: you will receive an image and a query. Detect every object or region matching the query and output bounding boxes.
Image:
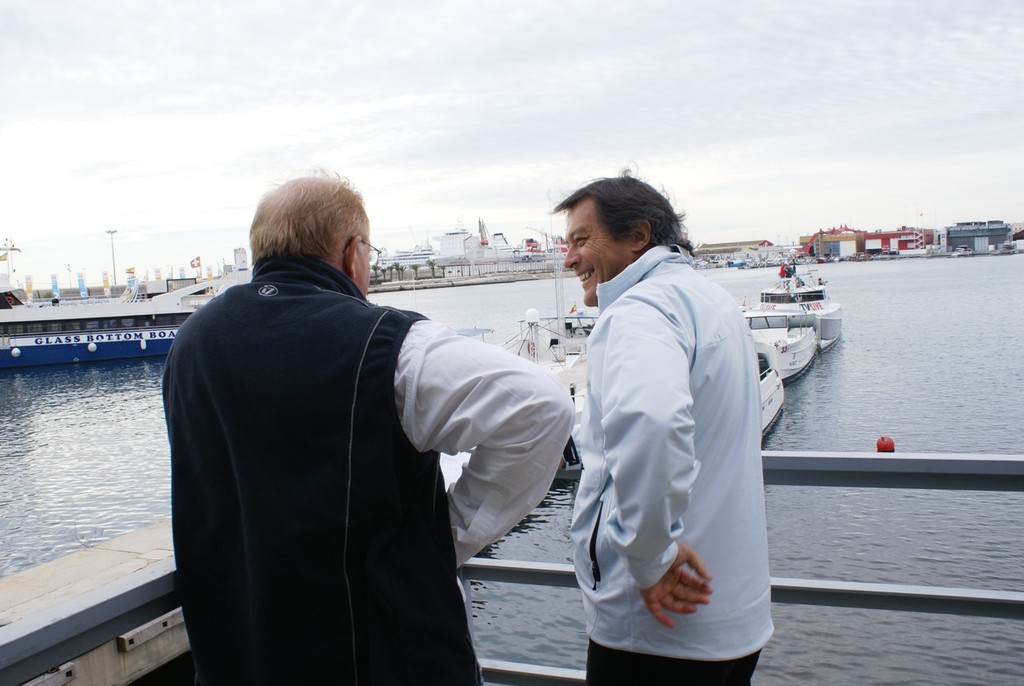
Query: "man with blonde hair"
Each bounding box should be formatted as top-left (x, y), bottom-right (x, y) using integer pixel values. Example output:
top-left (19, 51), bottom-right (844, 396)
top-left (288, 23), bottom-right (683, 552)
top-left (164, 172), bottom-right (573, 685)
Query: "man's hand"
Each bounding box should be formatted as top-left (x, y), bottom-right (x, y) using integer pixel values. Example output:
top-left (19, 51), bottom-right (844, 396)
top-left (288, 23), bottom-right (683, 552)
top-left (638, 542), bottom-right (713, 628)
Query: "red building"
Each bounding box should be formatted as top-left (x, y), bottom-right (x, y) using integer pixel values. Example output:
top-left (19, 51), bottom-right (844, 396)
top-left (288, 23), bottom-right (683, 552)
top-left (863, 227), bottom-right (936, 255)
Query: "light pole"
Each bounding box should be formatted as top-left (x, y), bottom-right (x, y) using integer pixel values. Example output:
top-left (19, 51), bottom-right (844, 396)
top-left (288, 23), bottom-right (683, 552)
top-left (105, 230), bottom-right (118, 285)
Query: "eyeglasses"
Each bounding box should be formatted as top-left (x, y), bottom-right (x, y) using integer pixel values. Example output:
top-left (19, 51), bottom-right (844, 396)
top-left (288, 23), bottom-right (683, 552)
top-left (348, 235), bottom-right (382, 263)
top-left (363, 239), bottom-right (382, 263)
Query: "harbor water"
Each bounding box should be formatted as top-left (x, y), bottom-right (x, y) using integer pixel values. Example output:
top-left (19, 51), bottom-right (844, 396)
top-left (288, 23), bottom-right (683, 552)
top-left (1, 254), bottom-right (1022, 684)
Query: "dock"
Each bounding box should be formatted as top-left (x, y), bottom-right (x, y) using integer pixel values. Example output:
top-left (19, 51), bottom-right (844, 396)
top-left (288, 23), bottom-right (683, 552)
top-left (0, 521), bottom-right (184, 686)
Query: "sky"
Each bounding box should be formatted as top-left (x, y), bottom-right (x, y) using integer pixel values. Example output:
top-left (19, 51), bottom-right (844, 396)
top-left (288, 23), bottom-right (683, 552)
top-left (2, 0), bottom-right (1022, 286)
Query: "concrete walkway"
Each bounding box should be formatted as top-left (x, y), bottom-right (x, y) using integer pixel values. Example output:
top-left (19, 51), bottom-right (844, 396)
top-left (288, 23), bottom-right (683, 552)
top-left (0, 520), bottom-right (173, 627)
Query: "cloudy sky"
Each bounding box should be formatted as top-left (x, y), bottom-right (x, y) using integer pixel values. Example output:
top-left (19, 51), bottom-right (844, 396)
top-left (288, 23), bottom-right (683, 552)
top-left (2, 0), bottom-right (1022, 284)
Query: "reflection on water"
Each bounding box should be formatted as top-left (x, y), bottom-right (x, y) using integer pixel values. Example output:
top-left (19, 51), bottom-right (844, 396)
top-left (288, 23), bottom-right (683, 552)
top-left (1, 256), bottom-right (1022, 683)
top-left (476, 479), bottom-right (577, 561)
top-left (0, 360), bottom-right (171, 576)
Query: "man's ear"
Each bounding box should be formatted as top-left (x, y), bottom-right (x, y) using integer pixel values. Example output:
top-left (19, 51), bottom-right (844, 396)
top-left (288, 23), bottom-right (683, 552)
top-left (328, 237), bottom-right (355, 277)
top-left (631, 220), bottom-right (653, 252)
top-left (345, 238), bottom-right (366, 281)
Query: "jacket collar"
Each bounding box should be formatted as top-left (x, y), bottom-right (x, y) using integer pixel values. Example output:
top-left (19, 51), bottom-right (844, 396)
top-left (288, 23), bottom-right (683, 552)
top-left (252, 255), bottom-right (364, 300)
top-left (596, 245), bottom-right (694, 313)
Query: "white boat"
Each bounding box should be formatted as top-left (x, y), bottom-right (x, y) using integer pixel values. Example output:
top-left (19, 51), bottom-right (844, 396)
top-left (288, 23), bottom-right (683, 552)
top-left (504, 256), bottom-right (787, 436)
top-left (385, 243), bottom-right (438, 268)
top-left (433, 220), bottom-right (525, 264)
top-left (433, 226), bottom-right (475, 261)
top-left (507, 305), bottom-right (784, 435)
top-left (750, 264), bottom-right (842, 351)
top-left (756, 340), bottom-right (785, 434)
top-left (509, 307), bottom-right (595, 370)
top-left (0, 268), bottom-right (250, 369)
top-left (744, 310), bottom-right (818, 382)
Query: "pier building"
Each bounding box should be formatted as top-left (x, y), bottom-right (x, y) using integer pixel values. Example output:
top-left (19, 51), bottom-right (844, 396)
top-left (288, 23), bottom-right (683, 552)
top-left (944, 220), bottom-right (1014, 253)
top-left (862, 226), bottom-right (938, 256)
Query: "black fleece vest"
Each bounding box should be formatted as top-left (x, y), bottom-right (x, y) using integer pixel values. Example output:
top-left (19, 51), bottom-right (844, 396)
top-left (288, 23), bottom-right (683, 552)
top-left (164, 257), bottom-right (478, 685)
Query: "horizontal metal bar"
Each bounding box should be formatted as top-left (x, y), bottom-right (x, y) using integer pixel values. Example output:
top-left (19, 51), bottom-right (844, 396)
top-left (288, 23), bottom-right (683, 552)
top-left (0, 558), bottom-right (179, 686)
top-left (480, 658), bottom-right (586, 685)
top-left (463, 559), bottom-right (1024, 620)
top-left (464, 558), bottom-right (579, 588)
top-left (771, 577), bottom-right (1024, 620)
top-left (4, 557), bottom-right (1023, 686)
top-left (559, 452), bottom-right (1024, 491)
top-left (762, 451), bottom-right (1024, 490)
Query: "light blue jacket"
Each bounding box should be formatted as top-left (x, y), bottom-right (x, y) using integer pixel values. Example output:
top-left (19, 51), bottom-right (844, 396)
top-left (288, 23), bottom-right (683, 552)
top-left (571, 246), bottom-right (773, 660)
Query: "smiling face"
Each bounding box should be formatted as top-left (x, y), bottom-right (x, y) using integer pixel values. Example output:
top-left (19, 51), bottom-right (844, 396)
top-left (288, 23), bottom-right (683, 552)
top-left (563, 197), bottom-right (649, 307)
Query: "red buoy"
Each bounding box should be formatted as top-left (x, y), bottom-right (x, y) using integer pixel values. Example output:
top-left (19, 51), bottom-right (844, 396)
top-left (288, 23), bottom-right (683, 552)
top-left (876, 435), bottom-right (895, 452)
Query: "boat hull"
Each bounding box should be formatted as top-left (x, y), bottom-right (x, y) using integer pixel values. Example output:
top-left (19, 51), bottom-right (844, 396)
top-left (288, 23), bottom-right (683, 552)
top-left (745, 312), bottom-right (818, 382)
top-left (771, 329), bottom-right (817, 381)
top-left (0, 269), bottom-right (249, 371)
top-left (814, 305), bottom-right (842, 350)
top-left (759, 367), bottom-right (784, 434)
top-left (0, 329), bottom-right (178, 369)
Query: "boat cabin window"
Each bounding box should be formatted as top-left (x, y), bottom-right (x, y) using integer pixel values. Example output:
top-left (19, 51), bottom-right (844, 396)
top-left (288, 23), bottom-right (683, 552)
top-left (154, 313), bottom-right (190, 327)
top-left (1, 313), bottom-right (190, 337)
top-left (747, 315), bottom-right (789, 330)
top-left (762, 289), bottom-right (826, 304)
top-left (757, 353), bottom-right (770, 379)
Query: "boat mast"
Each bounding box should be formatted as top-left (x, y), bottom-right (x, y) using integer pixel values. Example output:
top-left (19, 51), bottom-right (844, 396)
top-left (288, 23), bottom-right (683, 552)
top-left (1, 239), bottom-right (21, 288)
top-left (547, 198), bottom-right (566, 338)
top-left (554, 242), bottom-right (565, 337)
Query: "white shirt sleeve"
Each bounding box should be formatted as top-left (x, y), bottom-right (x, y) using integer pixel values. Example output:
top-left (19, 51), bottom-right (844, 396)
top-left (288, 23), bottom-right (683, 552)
top-left (395, 319), bottom-right (574, 565)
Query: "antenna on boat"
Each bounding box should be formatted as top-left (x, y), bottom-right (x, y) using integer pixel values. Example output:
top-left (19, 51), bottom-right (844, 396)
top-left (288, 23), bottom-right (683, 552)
top-left (1, 239), bottom-right (21, 287)
top-left (548, 192), bottom-right (566, 337)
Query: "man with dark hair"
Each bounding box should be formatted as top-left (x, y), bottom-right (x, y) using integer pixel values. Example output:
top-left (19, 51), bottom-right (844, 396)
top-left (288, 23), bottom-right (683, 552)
top-left (556, 171), bottom-right (773, 685)
top-left (164, 172), bottom-right (574, 685)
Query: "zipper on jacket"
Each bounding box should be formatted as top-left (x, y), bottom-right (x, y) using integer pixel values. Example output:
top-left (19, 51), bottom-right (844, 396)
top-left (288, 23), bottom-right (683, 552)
top-left (588, 501), bottom-right (603, 590)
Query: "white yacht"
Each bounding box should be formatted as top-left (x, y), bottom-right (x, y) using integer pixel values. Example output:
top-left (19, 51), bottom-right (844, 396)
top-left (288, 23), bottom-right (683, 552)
top-left (756, 340), bottom-right (785, 433)
top-left (506, 305), bottom-right (785, 434)
top-left (751, 264), bottom-right (842, 351)
top-left (743, 310), bottom-right (818, 382)
top-left (386, 243), bottom-right (438, 268)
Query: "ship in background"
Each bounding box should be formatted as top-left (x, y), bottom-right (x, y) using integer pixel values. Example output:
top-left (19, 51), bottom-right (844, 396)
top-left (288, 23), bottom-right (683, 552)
top-left (384, 243), bottom-right (439, 268)
top-left (0, 247), bottom-right (251, 370)
top-left (387, 219), bottom-right (568, 268)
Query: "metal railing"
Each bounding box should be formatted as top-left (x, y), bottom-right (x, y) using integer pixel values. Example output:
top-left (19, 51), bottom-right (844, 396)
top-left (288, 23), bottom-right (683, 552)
top-left (1, 451), bottom-right (1022, 686)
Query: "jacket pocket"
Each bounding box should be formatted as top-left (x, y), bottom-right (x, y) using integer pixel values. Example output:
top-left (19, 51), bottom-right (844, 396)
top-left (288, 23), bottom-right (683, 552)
top-left (588, 500), bottom-right (603, 590)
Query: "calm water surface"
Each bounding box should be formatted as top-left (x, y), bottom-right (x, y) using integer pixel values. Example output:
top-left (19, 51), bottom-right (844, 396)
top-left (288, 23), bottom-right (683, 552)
top-left (1, 254), bottom-right (1021, 684)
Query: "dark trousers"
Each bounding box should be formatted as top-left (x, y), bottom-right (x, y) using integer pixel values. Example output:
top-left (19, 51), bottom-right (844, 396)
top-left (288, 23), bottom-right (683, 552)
top-left (586, 639), bottom-right (761, 686)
